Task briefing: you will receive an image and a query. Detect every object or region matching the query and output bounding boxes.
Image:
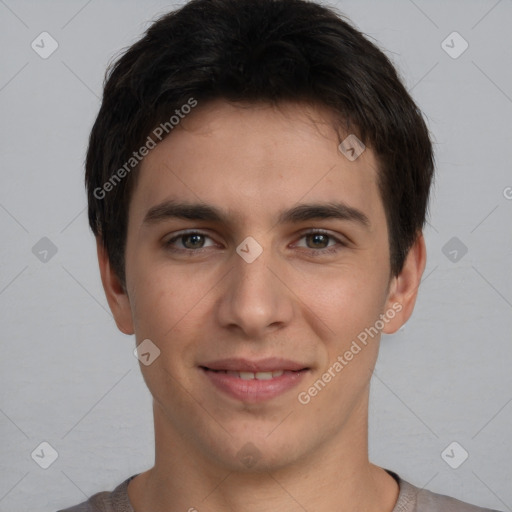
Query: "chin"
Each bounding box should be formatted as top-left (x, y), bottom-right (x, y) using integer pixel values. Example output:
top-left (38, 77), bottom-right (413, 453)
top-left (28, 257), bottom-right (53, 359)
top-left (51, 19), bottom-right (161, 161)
top-left (208, 428), bottom-right (309, 473)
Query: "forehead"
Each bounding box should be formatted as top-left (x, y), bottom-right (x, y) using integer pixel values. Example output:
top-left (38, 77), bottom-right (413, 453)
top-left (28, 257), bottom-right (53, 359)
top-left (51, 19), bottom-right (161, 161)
top-left (129, 100), bottom-right (384, 230)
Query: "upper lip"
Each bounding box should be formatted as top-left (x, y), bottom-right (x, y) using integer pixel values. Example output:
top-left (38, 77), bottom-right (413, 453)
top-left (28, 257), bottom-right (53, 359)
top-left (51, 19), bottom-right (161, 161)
top-left (201, 357), bottom-right (308, 372)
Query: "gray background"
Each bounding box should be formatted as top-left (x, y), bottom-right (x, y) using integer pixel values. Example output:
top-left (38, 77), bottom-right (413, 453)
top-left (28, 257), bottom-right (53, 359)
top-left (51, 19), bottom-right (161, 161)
top-left (0, 0), bottom-right (511, 511)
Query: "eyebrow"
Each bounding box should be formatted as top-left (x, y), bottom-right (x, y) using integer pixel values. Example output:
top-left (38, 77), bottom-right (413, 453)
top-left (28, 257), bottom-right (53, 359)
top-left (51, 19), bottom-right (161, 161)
top-left (143, 199), bottom-right (370, 229)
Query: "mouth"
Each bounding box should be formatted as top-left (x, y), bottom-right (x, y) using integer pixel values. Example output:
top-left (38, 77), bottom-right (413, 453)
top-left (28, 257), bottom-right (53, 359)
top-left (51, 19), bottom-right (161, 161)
top-left (199, 358), bottom-right (310, 403)
top-left (202, 369), bottom-right (294, 380)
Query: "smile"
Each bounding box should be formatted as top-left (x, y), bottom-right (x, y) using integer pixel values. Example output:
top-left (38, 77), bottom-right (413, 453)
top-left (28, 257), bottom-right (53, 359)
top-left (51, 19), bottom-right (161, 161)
top-left (205, 369), bottom-right (288, 380)
top-left (200, 360), bottom-right (310, 403)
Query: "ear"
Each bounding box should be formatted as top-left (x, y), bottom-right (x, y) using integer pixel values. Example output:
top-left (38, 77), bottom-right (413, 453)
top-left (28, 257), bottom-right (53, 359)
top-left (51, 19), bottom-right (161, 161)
top-left (96, 237), bottom-right (134, 335)
top-left (382, 232), bottom-right (427, 334)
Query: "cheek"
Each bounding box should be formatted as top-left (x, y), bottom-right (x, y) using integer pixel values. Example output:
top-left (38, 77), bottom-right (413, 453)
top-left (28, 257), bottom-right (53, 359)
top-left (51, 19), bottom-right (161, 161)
top-left (294, 268), bottom-right (387, 424)
top-left (129, 258), bottom-right (198, 348)
top-left (128, 256), bottom-right (224, 385)
top-left (295, 262), bottom-right (388, 347)
top-left (128, 264), bottom-right (204, 406)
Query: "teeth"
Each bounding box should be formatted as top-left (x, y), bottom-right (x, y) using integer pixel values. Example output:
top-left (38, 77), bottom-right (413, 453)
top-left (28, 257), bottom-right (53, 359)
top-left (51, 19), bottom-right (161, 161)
top-left (255, 371), bottom-right (273, 380)
top-left (222, 370), bottom-right (286, 380)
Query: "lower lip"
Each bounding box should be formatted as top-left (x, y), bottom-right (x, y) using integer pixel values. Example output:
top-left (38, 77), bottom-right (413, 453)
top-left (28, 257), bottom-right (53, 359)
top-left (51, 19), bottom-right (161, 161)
top-left (201, 368), bottom-right (308, 403)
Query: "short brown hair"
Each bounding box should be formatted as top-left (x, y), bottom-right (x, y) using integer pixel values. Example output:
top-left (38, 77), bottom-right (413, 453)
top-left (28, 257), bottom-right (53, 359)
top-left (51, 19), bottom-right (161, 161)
top-left (86, 0), bottom-right (434, 287)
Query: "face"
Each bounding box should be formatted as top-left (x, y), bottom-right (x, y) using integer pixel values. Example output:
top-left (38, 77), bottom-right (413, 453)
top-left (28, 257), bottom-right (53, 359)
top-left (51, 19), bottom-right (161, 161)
top-left (101, 99), bottom-right (422, 472)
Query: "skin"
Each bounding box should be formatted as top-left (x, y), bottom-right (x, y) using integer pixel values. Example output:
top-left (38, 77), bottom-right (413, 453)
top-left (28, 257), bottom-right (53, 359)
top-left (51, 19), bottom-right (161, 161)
top-left (97, 99), bottom-right (426, 512)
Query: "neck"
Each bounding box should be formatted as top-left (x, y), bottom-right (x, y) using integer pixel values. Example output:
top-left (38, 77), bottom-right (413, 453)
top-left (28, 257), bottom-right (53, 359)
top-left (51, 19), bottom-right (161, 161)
top-left (128, 394), bottom-right (399, 512)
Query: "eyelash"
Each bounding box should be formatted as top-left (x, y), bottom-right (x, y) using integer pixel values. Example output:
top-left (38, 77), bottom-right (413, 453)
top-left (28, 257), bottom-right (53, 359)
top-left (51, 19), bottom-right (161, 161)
top-left (163, 229), bottom-right (346, 256)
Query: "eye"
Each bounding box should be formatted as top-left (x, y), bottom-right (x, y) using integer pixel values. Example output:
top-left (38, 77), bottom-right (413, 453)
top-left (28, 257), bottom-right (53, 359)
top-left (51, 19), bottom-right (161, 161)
top-left (294, 229), bottom-right (346, 255)
top-left (164, 231), bottom-right (216, 251)
top-left (163, 229), bottom-right (347, 255)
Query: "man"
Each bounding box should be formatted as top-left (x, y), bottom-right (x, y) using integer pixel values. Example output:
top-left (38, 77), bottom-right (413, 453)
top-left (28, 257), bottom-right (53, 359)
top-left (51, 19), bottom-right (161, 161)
top-left (58, 0), bottom-right (502, 510)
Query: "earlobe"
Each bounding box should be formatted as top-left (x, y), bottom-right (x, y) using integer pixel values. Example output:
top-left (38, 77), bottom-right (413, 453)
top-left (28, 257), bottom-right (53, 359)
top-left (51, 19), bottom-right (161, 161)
top-left (382, 233), bottom-right (427, 334)
top-left (96, 237), bottom-right (135, 335)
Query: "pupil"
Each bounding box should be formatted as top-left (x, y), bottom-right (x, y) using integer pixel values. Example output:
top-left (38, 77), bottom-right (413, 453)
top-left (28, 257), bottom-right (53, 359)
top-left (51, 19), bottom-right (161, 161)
top-left (309, 234), bottom-right (327, 248)
top-left (185, 234), bottom-right (203, 248)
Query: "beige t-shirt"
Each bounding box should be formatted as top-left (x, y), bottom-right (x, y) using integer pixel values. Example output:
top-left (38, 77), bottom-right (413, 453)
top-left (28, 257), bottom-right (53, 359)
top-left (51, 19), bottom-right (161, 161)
top-left (57, 469), bottom-right (503, 512)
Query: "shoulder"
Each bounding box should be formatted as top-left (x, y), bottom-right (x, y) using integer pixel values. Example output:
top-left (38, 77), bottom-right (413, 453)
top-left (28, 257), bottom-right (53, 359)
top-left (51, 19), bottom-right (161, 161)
top-left (56, 474), bottom-right (138, 512)
top-left (389, 470), bottom-right (504, 512)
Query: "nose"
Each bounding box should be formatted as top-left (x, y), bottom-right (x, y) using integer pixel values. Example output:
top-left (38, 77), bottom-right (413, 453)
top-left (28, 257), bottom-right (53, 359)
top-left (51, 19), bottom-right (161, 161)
top-left (216, 238), bottom-right (294, 340)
